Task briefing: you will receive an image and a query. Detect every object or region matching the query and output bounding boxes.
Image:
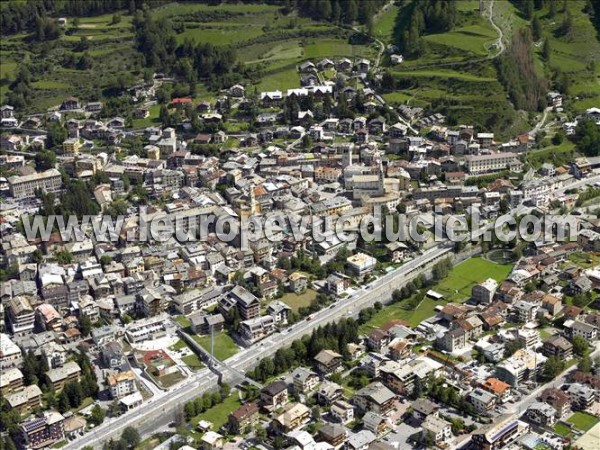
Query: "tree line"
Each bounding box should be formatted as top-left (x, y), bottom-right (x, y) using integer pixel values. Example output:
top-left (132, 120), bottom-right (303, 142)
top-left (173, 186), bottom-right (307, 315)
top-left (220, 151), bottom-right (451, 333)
top-left (393, 0), bottom-right (458, 58)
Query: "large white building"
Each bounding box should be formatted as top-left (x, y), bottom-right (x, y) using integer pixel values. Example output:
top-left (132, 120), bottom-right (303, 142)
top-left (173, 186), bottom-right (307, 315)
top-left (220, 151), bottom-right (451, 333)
top-left (465, 153), bottom-right (521, 174)
top-left (8, 169), bottom-right (62, 199)
top-left (107, 370), bottom-right (137, 399)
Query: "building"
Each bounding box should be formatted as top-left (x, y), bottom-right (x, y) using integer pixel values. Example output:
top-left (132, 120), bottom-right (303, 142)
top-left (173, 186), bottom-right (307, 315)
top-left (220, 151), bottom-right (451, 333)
top-left (62, 138), bottom-right (82, 155)
top-left (0, 367), bottom-right (24, 395)
top-left (8, 169), bottom-right (62, 199)
top-left (352, 382), bottom-right (396, 415)
top-left (516, 329), bottom-right (540, 349)
top-left (228, 402), bottom-right (259, 434)
top-left (239, 315), bottom-right (275, 344)
top-left (465, 152), bottom-right (521, 174)
top-left (542, 335), bottom-right (573, 360)
top-left (292, 367), bottom-right (319, 395)
top-left (0, 333), bottom-right (23, 369)
top-left (471, 414), bottom-right (521, 450)
top-left (422, 415), bottom-right (452, 444)
top-left (260, 381), bottom-right (289, 411)
top-left (20, 411), bottom-right (65, 449)
top-left (540, 388), bottom-right (570, 418)
top-left (412, 398), bottom-right (440, 422)
top-left (124, 316), bottom-right (167, 344)
top-left (272, 403), bottom-right (310, 433)
top-left (7, 296), bottom-right (35, 336)
top-left (513, 301), bottom-right (539, 323)
top-left (567, 383), bottom-right (595, 411)
top-left (190, 312), bottom-right (225, 335)
top-left (6, 384), bottom-right (43, 413)
top-left (472, 279), bottom-right (499, 304)
top-left (526, 402), bottom-right (556, 427)
top-left (100, 341), bottom-right (124, 369)
top-left (438, 328), bottom-right (466, 352)
top-left (495, 349), bottom-right (546, 387)
top-left (346, 253), bottom-right (377, 278)
top-left (107, 370), bottom-right (137, 399)
top-left (481, 378), bottom-right (511, 404)
top-left (314, 349), bottom-right (343, 374)
top-left (468, 388), bottom-right (496, 414)
top-left (318, 423), bottom-right (347, 447)
top-left (330, 399), bottom-right (354, 424)
top-left (228, 286), bottom-right (260, 320)
top-left (201, 431), bottom-right (224, 450)
top-left (45, 361), bottom-right (82, 391)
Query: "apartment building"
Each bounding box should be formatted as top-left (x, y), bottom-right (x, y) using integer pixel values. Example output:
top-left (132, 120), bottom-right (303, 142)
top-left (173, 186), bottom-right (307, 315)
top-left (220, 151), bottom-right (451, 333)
top-left (542, 335), bottom-right (573, 360)
top-left (472, 279), bottom-right (499, 304)
top-left (20, 411), bottom-right (65, 449)
top-left (45, 361), bottom-right (81, 391)
top-left (107, 370), bottom-right (137, 399)
top-left (496, 349), bottom-right (546, 388)
top-left (239, 315), bottom-right (275, 345)
top-left (124, 316), bottom-right (167, 344)
top-left (228, 402), bottom-right (259, 434)
top-left (471, 414), bottom-right (521, 450)
top-left (0, 333), bottom-right (23, 369)
top-left (6, 384), bottom-right (43, 413)
top-left (292, 367), bottom-right (319, 395)
top-left (8, 296), bottom-right (35, 336)
top-left (0, 368), bottom-right (24, 395)
top-left (8, 168), bottom-right (62, 199)
top-left (465, 152), bottom-right (521, 174)
top-left (567, 383), bottom-right (595, 411)
top-left (468, 388), bottom-right (496, 414)
top-left (228, 286), bottom-right (260, 321)
top-left (314, 349), bottom-right (343, 374)
top-left (352, 382), bottom-right (396, 415)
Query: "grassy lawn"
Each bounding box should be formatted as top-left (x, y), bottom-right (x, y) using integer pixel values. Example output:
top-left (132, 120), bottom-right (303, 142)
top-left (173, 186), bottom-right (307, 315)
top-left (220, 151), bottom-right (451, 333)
top-left (156, 372), bottom-right (185, 389)
top-left (174, 316), bottom-right (192, 329)
top-left (567, 412), bottom-right (600, 432)
top-left (182, 354), bottom-right (204, 371)
top-left (554, 422), bottom-right (572, 437)
top-left (169, 339), bottom-right (188, 351)
top-left (360, 257), bottom-right (513, 332)
top-left (568, 252), bottom-right (599, 269)
top-left (281, 289), bottom-right (317, 313)
top-left (132, 104), bottom-right (162, 129)
top-left (255, 67), bottom-right (300, 92)
top-left (431, 257), bottom-right (513, 302)
top-left (373, 5), bottom-right (399, 42)
top-left (423, 23), bottom-right (497, 56)
top-left (190, 393), bottom-right (241, 431)
top-left (192, 332), bottom-right (239, 361)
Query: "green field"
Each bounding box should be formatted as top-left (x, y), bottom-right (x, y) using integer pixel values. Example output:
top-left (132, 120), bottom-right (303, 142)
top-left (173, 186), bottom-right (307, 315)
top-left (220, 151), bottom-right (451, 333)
top-left (281, 289), bottom-right (317, 313)
top-left (193, 332), bottom-right (239, 361)
top-left (373, 5), bottom-right (399, 42)
top-left (432, 257), bottom-right (513, 302)
top-left (423, 23), bottom-right (498, 57)
top-left (567, 412), bottom-right (599, 432)
top-left (132, 104), bottom-right (162, 129)
top-left (190, 393), bottom-right (241, 431)
top-left (554, 422), bottom-right (572, 437)
top-left (360, 257), bottom-right (514, 332)
top-left (182, 354), bottom-right (204, 370)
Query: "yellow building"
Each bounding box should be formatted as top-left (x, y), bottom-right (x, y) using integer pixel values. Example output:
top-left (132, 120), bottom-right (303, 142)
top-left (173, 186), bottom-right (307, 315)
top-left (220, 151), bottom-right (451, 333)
top-left (62, 138), bottom-right (81, 155)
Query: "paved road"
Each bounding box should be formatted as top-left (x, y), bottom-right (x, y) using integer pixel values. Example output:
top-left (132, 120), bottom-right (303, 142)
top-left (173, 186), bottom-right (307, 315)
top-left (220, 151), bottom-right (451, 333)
top-left (64, 244), bottom-right (452, 449)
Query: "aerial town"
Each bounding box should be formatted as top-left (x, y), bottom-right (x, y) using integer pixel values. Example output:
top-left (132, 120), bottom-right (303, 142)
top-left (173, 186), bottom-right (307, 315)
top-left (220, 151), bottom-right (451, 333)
top-left (0, 1), bottom-right (600, 450)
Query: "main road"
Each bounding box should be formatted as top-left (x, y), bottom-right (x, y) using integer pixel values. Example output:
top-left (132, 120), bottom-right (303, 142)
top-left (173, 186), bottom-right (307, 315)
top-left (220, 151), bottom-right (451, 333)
top-left (65, 244), bottom-right (453, 449)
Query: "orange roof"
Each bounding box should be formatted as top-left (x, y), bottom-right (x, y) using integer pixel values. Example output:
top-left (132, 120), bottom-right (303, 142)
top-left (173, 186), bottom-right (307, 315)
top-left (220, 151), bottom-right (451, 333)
top-left (483, 377), bottom-right (510, 394)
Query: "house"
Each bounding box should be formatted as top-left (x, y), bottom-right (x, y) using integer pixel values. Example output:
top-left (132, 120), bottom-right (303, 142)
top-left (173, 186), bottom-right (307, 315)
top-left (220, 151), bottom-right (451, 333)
top-left (347, 430), bottom-right (376, 450)
top-left (547, 91), bottom-right (563, 108)
top-left (542, 335), bottom-right (573, 360)
top-left (239, 315), bottom-right (275, 344)
top-left (271, 402), bottom-right (310, 433)
top-left (330, 399), bottom-right (354, 424)
top-left (468, 388), bottom-right (496, 414)
top-left (318, 423), bottom-right (347, 447)
top-left (568, 320), bottom-right (598, 341)
top-left (513, 300), bottom-right (538, 323)
top-left (228, 402), bottom-right (259, 434)
top-left (363, 411), bottom-right (389, 435)
top-left (260, 381), bottom-right (289, 411)
top-left (386, 338), bottom-right (410, 362)
top-left (352, 382), bottom-right (396, 415)
top-left (100, 341), bottom-right (124, 369)
top-left (316, 381), bottom-right (344, 406)
top-left (540, 388), bottom-right (570, 418)
top-left (288, 272), bottom-right (308, 293)
top-left (366, 329), bottom-right (389, 353)
top-left (481, 378), bottom-right (511, 404)
top-left (412, 398), bottom-right (440, 422)
top-left (346, 253), bottom-right (377, 278)
top-left (357, 59), bottom-right (371, 73)
top-left (314, 349), bottom-right (343, 374)
top-left (326, 273), bottom-right (350, 295)
top-left (201, 431), bottom-right (224, 450)
top-left (422, 415), bottom-right (452, 444)
top-left (472, 278), bottom-right (498, 304)
top-left (267, 301), bottom-right (292, 325)
top-left (292, 367), bottom-right (319, 395)
top-left (526, 402), bottom-right (556, 427)
top-left (61, 97), bottom-right (80, 110)
top-left (437, 328), bottom-right (466, 352)
top-left (229, 84), bottom-right (245, 97)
